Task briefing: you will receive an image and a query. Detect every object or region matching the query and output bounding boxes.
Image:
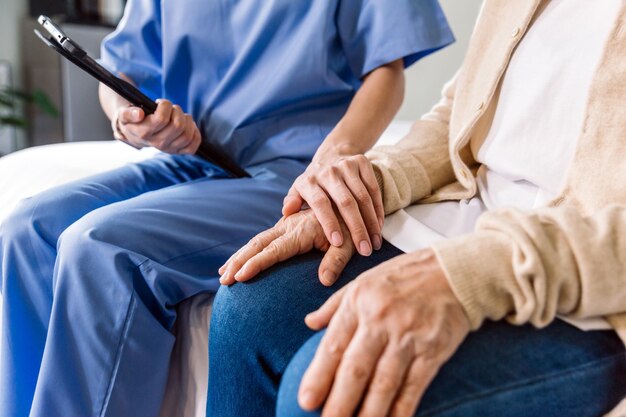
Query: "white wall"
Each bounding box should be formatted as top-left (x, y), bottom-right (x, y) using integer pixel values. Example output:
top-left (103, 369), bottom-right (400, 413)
top-left (0, 0), bottom-right (28, 152)
top-left (397, 0), bottom-right (482, 121)
top-left (0, 0), bottom-right (27, 85)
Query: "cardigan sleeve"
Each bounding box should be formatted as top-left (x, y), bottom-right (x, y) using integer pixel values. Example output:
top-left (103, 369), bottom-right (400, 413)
top-left (366, 75), bottom-right (458, 215)
top-left (433, 204), bottom-right (626, 339)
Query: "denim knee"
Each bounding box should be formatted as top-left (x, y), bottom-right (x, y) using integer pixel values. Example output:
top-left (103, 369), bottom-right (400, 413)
top-left (276, 331), bottom-right (326, 417)
top-left (210, 281), bottom-right (285, 352)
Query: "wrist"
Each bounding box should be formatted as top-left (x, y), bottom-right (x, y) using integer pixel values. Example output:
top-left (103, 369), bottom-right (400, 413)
top-left (111, 111), bottom-right (126, 141)
top-left (313, 141), bottom-right (363, 163)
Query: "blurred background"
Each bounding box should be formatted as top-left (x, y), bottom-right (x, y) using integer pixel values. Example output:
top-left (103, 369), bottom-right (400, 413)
top-left (0, 0), bottom-right (481, 157)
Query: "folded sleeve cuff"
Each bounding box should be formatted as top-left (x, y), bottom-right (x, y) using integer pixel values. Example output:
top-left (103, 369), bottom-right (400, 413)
top-left (432, 231), bottom-right (516, 330)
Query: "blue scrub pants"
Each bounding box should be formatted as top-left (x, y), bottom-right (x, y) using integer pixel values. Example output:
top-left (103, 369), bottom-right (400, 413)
top-left (209, 242), bottom-right (626, 417)
top-left (0, 153), bottom-right (307, 417)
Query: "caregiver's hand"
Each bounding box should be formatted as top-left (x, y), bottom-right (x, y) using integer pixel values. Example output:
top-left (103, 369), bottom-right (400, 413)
top-left (113, 99), bottom-right (201, 154)
top-left (219, 210), bottom-right (355, 287)
top-left (299, 249), bottom-right (471, 417)
top-left (282, 154), bottom-right (384, 257)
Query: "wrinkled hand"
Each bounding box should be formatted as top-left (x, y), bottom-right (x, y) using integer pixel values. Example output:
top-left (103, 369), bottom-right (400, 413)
top-left (113, 99), bottom-right (201, 154)
top-left (219, 210), bottom-right (355, 286)
top-left (298, 249), bottom-right (470, 417)
top-left (282, 155), bottom-right (384, 257)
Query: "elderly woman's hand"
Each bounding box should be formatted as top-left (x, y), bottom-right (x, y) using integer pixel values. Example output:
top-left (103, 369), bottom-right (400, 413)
top-left (282, 154), bottom-right (384, 257)
top-left (298, 249), bottom-right (470, 417)
top-left (219, 210), bottom-right (355, 286)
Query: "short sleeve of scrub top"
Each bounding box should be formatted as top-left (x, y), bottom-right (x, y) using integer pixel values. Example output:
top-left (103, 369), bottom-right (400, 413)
top-left (98, 0), bottom-right (454, 166)
top-left (338, 0), bottom-right (454, 77)
top-left (99, 0), bottom-right (162, 100)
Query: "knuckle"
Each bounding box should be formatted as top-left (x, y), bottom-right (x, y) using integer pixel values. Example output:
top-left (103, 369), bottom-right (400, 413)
top-left (249, 238), bottom-right (265, 252)
top-left (337, 159), bottom-right (350, 170)
top-left (154, 138), bottom-right (168, 149)
top-left (152, 115), bottom-right (167, 127)
top-left (355, 190), bottom-right (371, 204)
top-left (344, 361), bottom-right (369, 381)
top-left (355, 154), bottom-right (369, 164)
top-left (311, 194), bottom-right (329, 208)
top-left (338, 196), bottom-right (355, 209)
top-left (371, 373), bottom-right (398, 394)
top-left (172, 120), bottom-right (185, 131)
top-left (137, 129), bottom-right (150, 140)
top-left (328, 165), bottom-right (341, 176)
top-left (330, 252), bottom-right (349, 267)
top-left (304, 175), bottom-right (317, 186)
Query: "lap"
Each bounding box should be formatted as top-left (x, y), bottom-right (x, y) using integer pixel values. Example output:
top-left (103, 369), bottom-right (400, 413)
top-left (212, 241), bottom-right (404, 345)
top-left (279, 320), bottom-right (626, 417)
top-left (36, 155), bottom-right (306, 268)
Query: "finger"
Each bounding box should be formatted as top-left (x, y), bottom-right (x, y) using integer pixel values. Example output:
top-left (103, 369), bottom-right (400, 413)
top-left (322, 179), bottom-right (371, 256)
top-left (299, 183), bottom-right (343, 247)
top-left (321, 327), bottom-right (387, 417)
top-left (357, 344), bottom-right (413, 417)
top-left (234, 234), bottom-right (300, 282)
top-left (318, 242), bottom-right (354, 286)
top-left (343, 170), bottom-right (381, 250)
top-left (389, 359), bottom-right (437, 417)
top-left (282, 187), bottom-right (304, 217)
top-left (118, 106), bottom-right (145, 124)
top-left (167, 133), bottom-right (192, 155)
top-left (179, 126), bottom-right (201, 154)
top-left (166, 115), bottom-right (196, 154)
top-left (152, 106), bottom-right (187, 150)
top-left (148, 99), bottom-right (174, 133)
top-left (305, 285), bottom-right (349, 330)
top-left (299, 302), bottom-right (357, 411)
top-left (357, 157), bottom-right (385, 229)
top-left (219, 228), bottom-right (281, 285)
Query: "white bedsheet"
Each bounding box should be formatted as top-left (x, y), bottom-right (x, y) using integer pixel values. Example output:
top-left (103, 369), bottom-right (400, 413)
top-left (0, 121), bottom-right (411, 416)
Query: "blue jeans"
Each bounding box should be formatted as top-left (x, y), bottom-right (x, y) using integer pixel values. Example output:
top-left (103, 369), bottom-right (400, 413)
top-left (0, 153), bottom-right (307, 417)
top-left (209, 242), bottom-right (626, 417)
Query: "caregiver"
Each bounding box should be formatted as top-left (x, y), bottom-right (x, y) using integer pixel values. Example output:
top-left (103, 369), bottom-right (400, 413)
top-left (0, 0), bottom-right (453, 416)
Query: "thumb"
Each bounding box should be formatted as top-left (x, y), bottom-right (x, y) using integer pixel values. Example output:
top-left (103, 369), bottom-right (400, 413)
top-left (282, 189), bottom-right (304, 217)
top-left (118, 107), bottom-right (145, 124)
top-left (317, 242), bottom-right (354, 287)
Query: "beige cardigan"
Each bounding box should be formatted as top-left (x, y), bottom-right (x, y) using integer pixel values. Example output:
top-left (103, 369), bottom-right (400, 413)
top-left (367, 1), bottom-right (626, 414)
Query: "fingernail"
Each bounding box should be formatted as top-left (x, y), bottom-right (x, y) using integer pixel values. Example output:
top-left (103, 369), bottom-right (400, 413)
top-left (219, 276), bottom-right (227, 285)
top-left (359, 240), bottom-right (372, 256)
top-left (331, 231), bottom-right (342, 247)
top-left (132, 108), bottom-right (141, 118)
top-left (372, 234), bottom-right (382, 250)
top-left (234, 270), bottom-right (243, 280)
top-left (322, 270), bottom-right (336, 285)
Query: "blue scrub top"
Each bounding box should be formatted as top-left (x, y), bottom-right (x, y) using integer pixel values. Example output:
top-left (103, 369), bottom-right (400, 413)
top-left (101, 0), bottom-right (454, 167)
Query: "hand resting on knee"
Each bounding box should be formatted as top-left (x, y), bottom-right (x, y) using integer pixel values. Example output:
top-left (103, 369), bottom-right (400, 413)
top-left (219, 209), bottom-right (356, 286)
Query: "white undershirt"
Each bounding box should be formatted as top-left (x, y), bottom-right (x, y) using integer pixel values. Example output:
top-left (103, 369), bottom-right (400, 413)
top-left (383, 0), bottom-right (620, 330)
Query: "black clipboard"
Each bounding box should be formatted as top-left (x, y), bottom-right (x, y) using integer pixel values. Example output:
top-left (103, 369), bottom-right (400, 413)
top-left (34, 15), bottom-right (250, 178)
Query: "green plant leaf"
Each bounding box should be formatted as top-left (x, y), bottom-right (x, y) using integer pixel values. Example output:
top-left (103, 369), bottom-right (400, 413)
top-left (32, 90), bottom-right (60, 117)
top-left (0, 116), bottom-right (27, 128)
top-left (1, 88), bottom-right (34, 102)
top-left (0, 94), bottom-right (14, 109)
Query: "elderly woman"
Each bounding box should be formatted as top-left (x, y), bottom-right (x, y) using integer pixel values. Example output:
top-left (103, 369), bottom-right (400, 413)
top-left (211, 0), bottom-right (626, 416)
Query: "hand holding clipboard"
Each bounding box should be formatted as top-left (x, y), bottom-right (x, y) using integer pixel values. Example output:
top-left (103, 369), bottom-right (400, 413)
top-left (34, 16), bottom-right (250, 179)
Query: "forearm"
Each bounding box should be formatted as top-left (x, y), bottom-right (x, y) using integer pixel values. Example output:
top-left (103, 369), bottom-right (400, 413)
top-left (433, 204), bottom-right (626, 330)
top-left (314, 59), bottom-right (405, 161)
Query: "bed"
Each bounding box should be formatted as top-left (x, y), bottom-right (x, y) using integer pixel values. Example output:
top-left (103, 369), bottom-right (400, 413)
top-left (0, 120), bottom-right (411, 416)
